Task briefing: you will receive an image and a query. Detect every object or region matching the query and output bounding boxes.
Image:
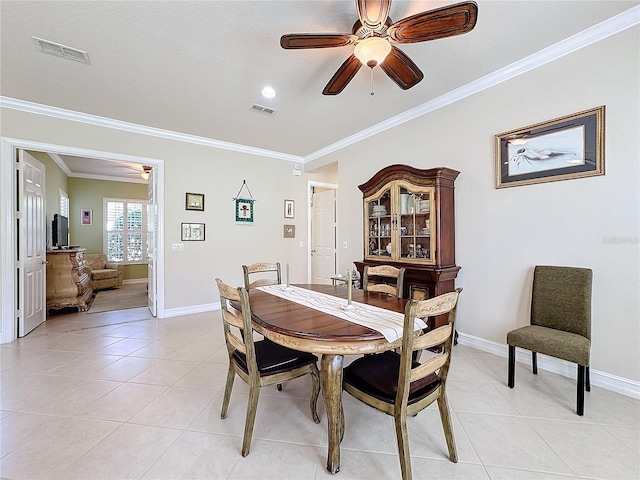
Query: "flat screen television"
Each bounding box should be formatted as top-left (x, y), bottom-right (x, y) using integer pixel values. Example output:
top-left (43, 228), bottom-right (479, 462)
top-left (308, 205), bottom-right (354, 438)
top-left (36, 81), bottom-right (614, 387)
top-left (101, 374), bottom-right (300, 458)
top-left (52, 214), bottom-right (69, 248)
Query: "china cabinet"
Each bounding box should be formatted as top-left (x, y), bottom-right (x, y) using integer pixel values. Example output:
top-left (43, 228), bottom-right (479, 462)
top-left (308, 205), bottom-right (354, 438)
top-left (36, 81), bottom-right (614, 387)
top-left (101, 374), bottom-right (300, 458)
top-left (354, 165), bottom-right (460, 329)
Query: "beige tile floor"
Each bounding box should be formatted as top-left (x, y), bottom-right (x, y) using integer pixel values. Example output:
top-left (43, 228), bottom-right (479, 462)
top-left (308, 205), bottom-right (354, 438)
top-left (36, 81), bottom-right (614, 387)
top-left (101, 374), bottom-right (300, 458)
top-left (1, 307), bottom-right (638, 480)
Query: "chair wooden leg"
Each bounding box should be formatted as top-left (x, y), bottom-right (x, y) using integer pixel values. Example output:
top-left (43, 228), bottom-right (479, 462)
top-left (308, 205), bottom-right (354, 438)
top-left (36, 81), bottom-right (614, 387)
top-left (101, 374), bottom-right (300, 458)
top-left (394, 409), bottom-right (412, 480)
top-left (437, 392), bottom-right (458, 463)
top-left (309, 364), bottom-right (321, 424)
top-left (586, 366), bottom-right (591, 392)
top-left (220, 363), bottom-right (235, 419)
top-left (241, 382), bottom-right (261, 456)
top-left (508, 345), bottom-right (516, 388)
top-left (339, 400), bottom-right (345, 443)
top-left (532, 351), bottom-right (538, 375)
top-left (577, 365), bottom-right (585, 416)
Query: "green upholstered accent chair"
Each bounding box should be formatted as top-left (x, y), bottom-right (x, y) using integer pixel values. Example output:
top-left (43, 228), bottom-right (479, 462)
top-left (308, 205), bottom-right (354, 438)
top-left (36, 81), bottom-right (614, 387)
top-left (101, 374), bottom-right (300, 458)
top-left (215, 278), bottom-right (320, 456)
top-left (507, 265), bottom-right (593, 416)
top-left (343, 289), bottom-right (462, 480)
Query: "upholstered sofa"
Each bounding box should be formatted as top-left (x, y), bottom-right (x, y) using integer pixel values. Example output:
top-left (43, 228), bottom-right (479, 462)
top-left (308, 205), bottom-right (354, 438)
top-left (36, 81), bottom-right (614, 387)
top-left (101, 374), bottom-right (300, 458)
top-left (85, 254), bottom-right (124, 291)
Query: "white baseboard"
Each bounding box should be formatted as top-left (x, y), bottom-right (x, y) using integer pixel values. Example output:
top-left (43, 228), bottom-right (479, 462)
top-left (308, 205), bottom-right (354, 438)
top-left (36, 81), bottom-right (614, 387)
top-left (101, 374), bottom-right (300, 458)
top-left (122, 278), bottom-right (148, 284)
top-left (163, 302), bottom-right (220, 318)
top-left (457, 332), bottom-right (640, 400)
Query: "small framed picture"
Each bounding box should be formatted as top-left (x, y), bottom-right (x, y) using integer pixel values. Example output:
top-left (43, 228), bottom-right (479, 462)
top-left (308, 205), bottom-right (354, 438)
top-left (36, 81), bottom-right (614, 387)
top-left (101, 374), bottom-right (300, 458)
top-left (181, 223), bottom-right (205, 241)
top-left (186, 192), bottom-right (204, 211)
top-left (81, 209), bottom-right (92, 225)
top-left (284, 224), bottom-right (295, 238)
top-left (284, 199), bottom-right (295, 219)
top-left (235, 198), bottom-right (254, 223)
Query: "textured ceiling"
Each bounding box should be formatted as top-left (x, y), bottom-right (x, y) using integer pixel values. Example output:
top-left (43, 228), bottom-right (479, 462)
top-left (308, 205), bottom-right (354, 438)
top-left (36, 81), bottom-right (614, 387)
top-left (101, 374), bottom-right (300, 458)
top-left (1, 1), bottom-right (637, 178)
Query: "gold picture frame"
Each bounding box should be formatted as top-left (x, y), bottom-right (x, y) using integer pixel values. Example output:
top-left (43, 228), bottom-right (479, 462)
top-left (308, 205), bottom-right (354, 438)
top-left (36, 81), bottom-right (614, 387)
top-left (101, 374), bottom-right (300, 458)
top-left (495, 106), bottom-right (605, 188)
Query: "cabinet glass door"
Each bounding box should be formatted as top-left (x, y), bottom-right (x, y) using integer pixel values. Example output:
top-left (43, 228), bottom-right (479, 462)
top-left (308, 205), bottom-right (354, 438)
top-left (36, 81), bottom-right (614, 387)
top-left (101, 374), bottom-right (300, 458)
top-left (364, 186), bottom-right (392, 259)
top-left (397, 182), bottom-right (435, 264)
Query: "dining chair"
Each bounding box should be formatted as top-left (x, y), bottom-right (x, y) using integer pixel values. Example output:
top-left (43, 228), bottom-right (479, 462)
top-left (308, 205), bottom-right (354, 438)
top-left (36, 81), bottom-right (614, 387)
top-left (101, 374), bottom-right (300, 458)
top-left (507, 265), bottom-right (593, 415)
top-left (216, 278), bottom-right (321, 456)
top-left (363, 264), bottom-right (406, 298)
top-left (343, 288), bottom-right (462, 480)
top-left (242, 262), bottom-right (281, 289)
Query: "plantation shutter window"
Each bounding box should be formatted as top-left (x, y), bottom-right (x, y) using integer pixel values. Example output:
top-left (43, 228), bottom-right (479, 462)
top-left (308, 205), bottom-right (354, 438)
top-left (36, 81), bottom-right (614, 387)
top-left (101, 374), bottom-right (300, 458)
top-left (104, 198), bottom-right (148, 262)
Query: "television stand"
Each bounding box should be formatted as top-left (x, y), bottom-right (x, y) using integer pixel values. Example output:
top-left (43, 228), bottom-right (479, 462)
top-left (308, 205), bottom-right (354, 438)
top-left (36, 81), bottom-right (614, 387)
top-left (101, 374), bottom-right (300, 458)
top-left (46, 248), bottom-right (93, 312)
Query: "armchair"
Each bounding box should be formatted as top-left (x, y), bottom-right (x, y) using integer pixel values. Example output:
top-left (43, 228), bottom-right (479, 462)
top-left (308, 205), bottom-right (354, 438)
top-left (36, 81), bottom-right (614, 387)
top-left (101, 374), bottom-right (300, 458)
top-left (85, 253), bottom-right (124, 291)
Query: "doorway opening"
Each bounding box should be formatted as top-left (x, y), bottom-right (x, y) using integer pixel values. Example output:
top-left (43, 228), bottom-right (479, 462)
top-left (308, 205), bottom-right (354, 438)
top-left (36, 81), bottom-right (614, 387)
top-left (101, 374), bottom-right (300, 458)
top-left (0, 137), bottom-right (165, 343)
top-left (307, 181), bottom-right (338, 284)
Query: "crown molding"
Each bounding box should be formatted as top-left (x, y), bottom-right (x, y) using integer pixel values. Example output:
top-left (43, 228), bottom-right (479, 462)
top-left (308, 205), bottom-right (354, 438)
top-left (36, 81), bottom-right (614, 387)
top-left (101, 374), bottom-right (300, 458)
top-left (1, 6), bottom-right (637, 164)
top-left (304, 5), bottom-right (640, 162)
top-left (0, 97), bottom-right (304, 163)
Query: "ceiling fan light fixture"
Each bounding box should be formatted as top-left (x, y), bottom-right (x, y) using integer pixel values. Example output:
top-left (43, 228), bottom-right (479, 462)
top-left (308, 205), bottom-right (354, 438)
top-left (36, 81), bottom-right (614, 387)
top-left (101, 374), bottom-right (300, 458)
top-left (354, 36), bottom-right (391, 68)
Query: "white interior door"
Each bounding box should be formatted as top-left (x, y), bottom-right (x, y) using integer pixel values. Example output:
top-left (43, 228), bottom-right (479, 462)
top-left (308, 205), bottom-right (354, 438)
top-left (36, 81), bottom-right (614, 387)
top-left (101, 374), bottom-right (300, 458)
top-left (311, 188), bottom-right (336, 284)
top-left (147, 166), bottom-right (157, 316)
top-left (19, 150), bottom-right (46, 336)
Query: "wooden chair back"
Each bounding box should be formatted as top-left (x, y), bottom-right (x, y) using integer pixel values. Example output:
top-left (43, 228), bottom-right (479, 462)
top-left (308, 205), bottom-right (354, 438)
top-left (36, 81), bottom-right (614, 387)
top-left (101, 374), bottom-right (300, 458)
top-left (216, 278), bottom-right (258, 379)
top-left (363, 264), bottom-right (406, 298)
top-left (397, 288), bottom-right (461, 408)
top-left (242, 262), bottom-right (282, 290)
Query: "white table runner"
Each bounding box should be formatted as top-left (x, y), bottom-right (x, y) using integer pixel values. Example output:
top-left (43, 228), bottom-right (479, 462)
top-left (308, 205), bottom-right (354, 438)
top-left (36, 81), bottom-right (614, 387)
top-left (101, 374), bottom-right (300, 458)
top-left (256, 285), bottom-right (426, 342)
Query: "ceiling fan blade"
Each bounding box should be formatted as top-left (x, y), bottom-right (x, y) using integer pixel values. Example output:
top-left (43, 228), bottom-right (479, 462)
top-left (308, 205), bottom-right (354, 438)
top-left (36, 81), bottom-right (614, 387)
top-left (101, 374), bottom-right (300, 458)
top-left (387, 1), bottom-right (478, 43)
top-left (322, 55), bottom-right (362, 95)
top-left (380, 46), bottom-right (424, 90)
top-left (357, 0), bottom-right (391, 31)
top-left (280, 34), bottom-right (357, 49)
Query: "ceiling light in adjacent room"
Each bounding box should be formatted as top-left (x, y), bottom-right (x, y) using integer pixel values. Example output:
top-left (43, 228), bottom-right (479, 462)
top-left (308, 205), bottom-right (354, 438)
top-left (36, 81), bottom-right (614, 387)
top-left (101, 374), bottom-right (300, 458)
top-left (141, 165), bottom-right (152, 180)
top-left (261, 86), bottom-right (276, 98)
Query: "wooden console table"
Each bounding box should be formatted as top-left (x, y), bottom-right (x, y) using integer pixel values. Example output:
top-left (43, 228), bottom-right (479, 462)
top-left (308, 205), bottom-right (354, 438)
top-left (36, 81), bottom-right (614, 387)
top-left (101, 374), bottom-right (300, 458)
top-left (46, 249), bottom-right (93, 312)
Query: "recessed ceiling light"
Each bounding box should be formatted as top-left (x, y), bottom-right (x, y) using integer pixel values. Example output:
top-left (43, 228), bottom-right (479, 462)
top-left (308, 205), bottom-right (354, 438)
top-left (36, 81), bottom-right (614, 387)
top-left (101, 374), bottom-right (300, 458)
top-left (261, 86), bottom-right (276, 98)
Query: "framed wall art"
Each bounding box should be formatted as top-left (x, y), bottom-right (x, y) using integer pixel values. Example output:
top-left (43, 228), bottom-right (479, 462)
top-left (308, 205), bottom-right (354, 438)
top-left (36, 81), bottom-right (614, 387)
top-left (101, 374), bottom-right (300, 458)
top-left (181, 223), bottom-right (205, 241)
top-left (284, 199), bottom-right (295, 218)
top-left (284, 224), bottom-right (295, 238)
top-left (80, 208), bottom-right (92, 225)
top-left (495, 106), bottom-right (605, 188)
top-left (186, 192), bottom-right (204, 211)
top-left (235, 198), bottom-right (254, 223)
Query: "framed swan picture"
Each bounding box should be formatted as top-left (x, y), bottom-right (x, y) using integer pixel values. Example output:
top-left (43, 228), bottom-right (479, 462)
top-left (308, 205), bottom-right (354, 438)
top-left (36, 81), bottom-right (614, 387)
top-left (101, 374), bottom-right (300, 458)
top-left (495, 106), bottom-right (605, 188)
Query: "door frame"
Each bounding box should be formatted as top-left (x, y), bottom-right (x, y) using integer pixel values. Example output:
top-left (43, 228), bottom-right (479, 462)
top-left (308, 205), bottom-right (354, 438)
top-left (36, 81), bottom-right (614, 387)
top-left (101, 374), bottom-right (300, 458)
top-left (306, 180), bottom-right (338, 283)
top-left (0, 137), bottom-right (165, 343)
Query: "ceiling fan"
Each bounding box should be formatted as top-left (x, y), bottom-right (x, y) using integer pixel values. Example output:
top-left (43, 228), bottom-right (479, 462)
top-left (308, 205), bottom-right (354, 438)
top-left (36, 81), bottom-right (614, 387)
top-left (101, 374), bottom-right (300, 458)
top-left (280, 0), bottom-right (478, 95)
top-left (120, 164), bottom-right (152, 180)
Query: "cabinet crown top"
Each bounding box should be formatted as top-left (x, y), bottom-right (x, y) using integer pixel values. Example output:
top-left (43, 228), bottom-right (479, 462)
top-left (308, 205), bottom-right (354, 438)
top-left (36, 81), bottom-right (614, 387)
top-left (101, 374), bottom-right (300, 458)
top-left (358, 165), bottom-right (459, 194)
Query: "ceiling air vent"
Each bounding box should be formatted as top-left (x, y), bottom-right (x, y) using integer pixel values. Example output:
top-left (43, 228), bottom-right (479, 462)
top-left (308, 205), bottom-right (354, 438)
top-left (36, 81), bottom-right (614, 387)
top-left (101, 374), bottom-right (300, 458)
top-left (32, 37), bottom-right (91, 64)
top-left (250, 104), bottom-right (277, 116)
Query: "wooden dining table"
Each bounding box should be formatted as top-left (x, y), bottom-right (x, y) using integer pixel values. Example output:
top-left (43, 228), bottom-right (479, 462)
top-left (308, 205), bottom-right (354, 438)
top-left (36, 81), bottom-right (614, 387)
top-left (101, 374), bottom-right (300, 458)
top-left (246, 284), bottom-right (408, 474)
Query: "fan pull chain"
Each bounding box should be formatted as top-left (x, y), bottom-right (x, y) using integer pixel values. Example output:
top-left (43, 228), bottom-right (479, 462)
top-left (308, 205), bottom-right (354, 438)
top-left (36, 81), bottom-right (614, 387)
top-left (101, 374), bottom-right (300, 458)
top-left (370, 67), bottom-right (375, 96)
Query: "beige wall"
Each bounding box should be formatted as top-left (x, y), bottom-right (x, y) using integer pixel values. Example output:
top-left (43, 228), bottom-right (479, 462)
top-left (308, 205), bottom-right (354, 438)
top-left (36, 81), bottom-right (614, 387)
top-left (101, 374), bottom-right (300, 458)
top-left (1, 110), bottom-right (334, 310)
top-left (309, 27), bottom-right (640, 382)
top-left (67, 177), bottom-right (148, 280)
top-left (1, 26), bottom-right (637, 383)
